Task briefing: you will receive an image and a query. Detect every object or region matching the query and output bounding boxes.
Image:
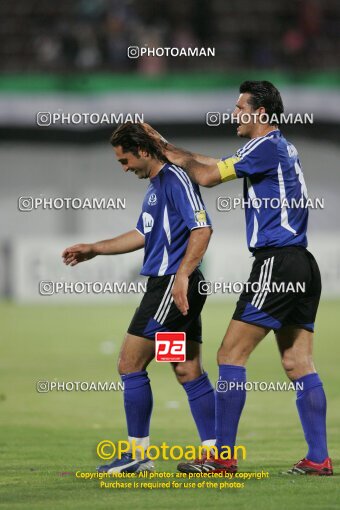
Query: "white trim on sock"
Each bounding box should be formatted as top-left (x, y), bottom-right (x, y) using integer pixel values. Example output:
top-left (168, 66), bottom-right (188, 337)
top-left (202, 439), bottom-right (216, 447)
top-left (128, 436), bottom-right (150, 458)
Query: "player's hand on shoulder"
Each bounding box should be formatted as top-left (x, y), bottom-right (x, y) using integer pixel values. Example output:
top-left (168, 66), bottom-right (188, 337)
top-left (62, 243), bottom-right (97, 266)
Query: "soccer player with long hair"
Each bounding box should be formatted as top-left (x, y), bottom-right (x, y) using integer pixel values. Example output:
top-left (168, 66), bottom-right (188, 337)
top-left (62, 122), bottom-right (216, 473)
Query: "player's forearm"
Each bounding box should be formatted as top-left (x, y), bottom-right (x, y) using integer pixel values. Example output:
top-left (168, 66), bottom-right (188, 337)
top-left (176, 227), bottom-right (212, 277)
top-left (141, 122), bottom-right (220, 186)
top-left (166, 143), bottom-right (217, 166)
top-left (93, 230), bottom-right (145, 255)
top-left (165, 143), bottom-right (221, 187)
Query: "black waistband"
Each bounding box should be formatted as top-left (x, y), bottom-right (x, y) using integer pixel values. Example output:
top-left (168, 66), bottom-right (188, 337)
top-left (252, 245), bottom-right (307, 258)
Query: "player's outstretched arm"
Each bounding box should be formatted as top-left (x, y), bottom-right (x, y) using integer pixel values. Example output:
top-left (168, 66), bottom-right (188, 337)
top-left (62, 229), bottom-right (145, 267)
top-left (165, 145), bottom-right (221, 187)
top-left (142, 122), bottom-right (223, 187)
top-left (172, 227), bottom-right (212, 315)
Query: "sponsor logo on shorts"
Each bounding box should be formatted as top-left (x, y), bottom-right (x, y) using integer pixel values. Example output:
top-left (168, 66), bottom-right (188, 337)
top-left (155, 332), bottom-right (186, 362)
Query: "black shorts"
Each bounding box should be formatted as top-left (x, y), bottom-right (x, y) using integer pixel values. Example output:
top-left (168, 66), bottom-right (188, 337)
top-left (232, 246), bottom-right (321, 332)
top-left (128, 268), bottom-right (207, 342)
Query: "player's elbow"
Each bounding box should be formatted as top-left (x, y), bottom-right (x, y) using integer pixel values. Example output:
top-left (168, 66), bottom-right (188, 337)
top-left (197, 172), bottom-right (216, 188)
top-left (205, 226), bottom-right (213, 239)
top-left (196, 165), bottom-right (220, 188)
top-left (192, 226), bottom-right (213, 243)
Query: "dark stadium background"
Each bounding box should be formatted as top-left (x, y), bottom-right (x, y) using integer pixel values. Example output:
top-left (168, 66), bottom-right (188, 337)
top-left (1, 2), bottom-right (339, 509)
top-left (1, 0), bottom-right (340, 302)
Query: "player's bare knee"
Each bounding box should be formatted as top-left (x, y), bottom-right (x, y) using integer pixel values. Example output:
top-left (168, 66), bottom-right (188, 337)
top-left (118, 356), bottom-right (142, 375)
top-left (281, 354), bottom-right (295, 374)
top-left (117, 357), bottom-right (130, 375)
top-left (217, 345), bottom-right (248, 366)
top-left (282, 364), bottom-right (297, 380)
top-left (172, 362), bottom-right (202, 384)
top-left (281, 355), bottom-right (314, 380)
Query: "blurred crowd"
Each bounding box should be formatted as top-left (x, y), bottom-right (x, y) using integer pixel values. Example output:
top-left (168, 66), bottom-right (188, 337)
top-left (0, 0), bottom-right (339, 73)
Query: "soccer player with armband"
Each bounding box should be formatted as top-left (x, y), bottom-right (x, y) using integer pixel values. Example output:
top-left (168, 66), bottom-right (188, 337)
top-left (143, 81), bottom-right (333, 476)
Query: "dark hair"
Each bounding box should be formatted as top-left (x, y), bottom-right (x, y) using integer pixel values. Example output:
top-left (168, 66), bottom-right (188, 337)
top-left (239, 81), bottom-right (284, 125)
top-left (110, 122), bottom-right (168, 162)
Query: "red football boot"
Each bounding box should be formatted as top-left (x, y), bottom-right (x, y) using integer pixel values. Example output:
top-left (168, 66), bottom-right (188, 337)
top-left (178, 455), bottom-right (238, 474)
top-left (286, 457), bottom-right (333, 476)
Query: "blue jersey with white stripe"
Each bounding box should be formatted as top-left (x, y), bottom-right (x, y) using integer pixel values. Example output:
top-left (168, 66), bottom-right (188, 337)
top-left (223, 130), bottom-right (309, 251)
top-left (136, 163), bottom-right (212, 277)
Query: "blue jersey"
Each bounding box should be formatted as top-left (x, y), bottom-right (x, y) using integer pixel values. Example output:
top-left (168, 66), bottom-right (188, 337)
top-left (136, 163), bottom-right (212, 277)
top-left (221, 130), bottom-right (309, 251)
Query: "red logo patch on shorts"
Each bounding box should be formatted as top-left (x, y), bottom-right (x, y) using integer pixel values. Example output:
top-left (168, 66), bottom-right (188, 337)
top-left (155, 332), bottom-right (186, 362)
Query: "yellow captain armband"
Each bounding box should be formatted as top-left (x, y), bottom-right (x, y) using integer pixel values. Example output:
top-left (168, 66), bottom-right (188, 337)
top-left (217, 157), bottom-right (240, 182)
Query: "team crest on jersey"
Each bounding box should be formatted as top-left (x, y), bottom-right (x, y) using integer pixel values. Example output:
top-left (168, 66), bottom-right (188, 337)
top-left (148, 193), bottom-right (157, 206)
top-left (142, 212), bottom-right (154, 233)
top-left (195, 210), bottom-right (207, 223)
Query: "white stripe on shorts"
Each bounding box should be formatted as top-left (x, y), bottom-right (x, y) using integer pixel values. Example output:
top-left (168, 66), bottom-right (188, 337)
top-left (154, 274), bottom-right (175, 323)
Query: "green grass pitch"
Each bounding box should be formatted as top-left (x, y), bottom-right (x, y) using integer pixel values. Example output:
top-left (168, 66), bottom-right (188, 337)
top-left (1, 300), bottom-right (339, 510)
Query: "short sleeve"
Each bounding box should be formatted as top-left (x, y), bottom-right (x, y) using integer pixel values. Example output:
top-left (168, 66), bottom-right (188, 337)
top-left (233, 138), bottom-right (279, 177)
top-left (167, 168), bottom-right (212, 230)
top-left (135, 212), bottom-right (145, 236)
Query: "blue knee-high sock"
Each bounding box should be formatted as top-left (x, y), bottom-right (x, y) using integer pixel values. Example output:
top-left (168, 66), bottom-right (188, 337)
top-left (216, 364), bottom-right (246, 455)
top-left (121, 370), bottom-right (153, 444)
top-left (295, 373), bottom-right (329, 463)
top-left (182, 372), bottom-right (215, 443)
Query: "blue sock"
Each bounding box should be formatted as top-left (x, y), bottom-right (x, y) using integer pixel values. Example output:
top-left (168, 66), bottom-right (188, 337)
top-left (183, 372), bottom-right (215, 443)
top-left (121, 370), bottom-right (153, 442)
top-left (215, 364), bottom-right (246, 455)
top-left (295, 373), bottom-right (329, 463)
